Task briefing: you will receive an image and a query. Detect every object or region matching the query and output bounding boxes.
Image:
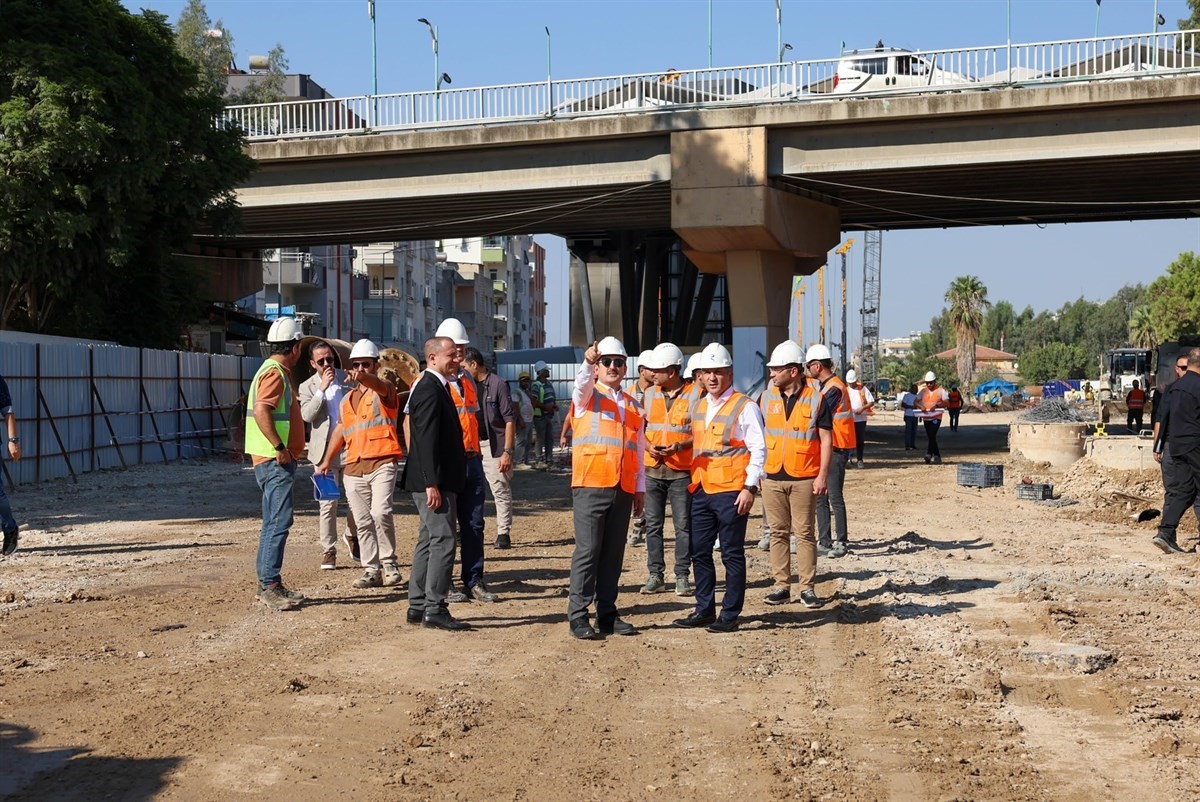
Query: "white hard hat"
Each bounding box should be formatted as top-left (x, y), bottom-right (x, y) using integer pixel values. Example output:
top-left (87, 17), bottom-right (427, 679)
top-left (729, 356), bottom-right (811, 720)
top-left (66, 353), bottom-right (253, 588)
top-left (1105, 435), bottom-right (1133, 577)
top-left (845, 369), bottom-right (857, 383)
top-left (696, 342), bottom-right (733, 369)
top-left (924, 371), bottom-right (937, 382)
top-left (349, 339), bottom-right (381, 360)
top-left (596, 336), bottom-right (627, 358)
top-left (766, 341), bottom-right (806, 368)
top-left (637, 350), bottom-right (655, 369)
top-left (645, 342), bottom-right (685, 370)
top-left (435, 317), bottom-right (470, 345)
top-left (267, 317), bottom-right (302, 344)
top-left (683, 353), bottom-right (701, 379)
top-left (805, 343), bottom-right (832, 363)
top-left (534, 360), bottom-right (549, 374)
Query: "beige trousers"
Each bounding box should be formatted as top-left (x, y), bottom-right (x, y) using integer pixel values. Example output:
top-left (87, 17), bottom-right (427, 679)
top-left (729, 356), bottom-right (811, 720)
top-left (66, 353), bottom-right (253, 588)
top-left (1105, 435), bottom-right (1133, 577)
top-left (344, 462), bottom-right (398, 571)
top-left (762, 477), bottom-right (817, 590)
top-left (317, 465), bottom-right (358, 552)
top-left (481, 452), bottom-right (514, 536)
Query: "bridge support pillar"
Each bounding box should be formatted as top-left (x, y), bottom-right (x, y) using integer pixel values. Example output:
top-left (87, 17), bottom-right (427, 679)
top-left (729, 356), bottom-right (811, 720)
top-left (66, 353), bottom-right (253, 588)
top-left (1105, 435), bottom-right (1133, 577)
top-left (671, 126), bottom-right (840, 392)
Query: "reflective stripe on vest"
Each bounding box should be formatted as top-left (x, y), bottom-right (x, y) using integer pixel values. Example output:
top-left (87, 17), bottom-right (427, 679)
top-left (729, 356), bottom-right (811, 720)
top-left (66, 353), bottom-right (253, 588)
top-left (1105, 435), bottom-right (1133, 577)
top-left (917, 386), bottom-right (944, 419)
top-left (760, 382), bottom-right (820, 477)
top-left (448, 374), bottom-right (481, 452)
top-left (689, 392), bottom-right (751, 494)
top-left (1127, 389), bottom-right (1146, 410)
top-left (244, 360), bottom-right (292, 458)
top-left (820, 376), bottom-right (857, 450)
top-left (571, 388), bottom-right (641, 493)
top-left (642, 384), bottom-right (694, 470)
top-left (947, 390), bottom-right (963, 409)
top-left (340, 388), bottom-right (403, 463)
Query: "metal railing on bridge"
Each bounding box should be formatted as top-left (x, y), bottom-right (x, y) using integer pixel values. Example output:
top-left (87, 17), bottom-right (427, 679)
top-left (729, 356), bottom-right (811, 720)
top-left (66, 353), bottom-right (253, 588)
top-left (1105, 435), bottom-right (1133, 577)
top-left (219, 29), bottom-right (1200, 142)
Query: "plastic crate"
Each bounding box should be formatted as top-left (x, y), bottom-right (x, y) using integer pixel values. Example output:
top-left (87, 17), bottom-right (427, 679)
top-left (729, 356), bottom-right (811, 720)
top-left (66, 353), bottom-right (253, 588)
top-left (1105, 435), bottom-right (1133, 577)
top-left (956, 463), bottom-right (1004, 488)
top-left (1016, 483), bottom-right (1054, 501)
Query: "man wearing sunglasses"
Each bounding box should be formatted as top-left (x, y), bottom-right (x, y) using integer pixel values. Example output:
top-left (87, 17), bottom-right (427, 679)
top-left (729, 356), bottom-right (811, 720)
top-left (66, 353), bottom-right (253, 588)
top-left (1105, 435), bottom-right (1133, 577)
top-left (1152, 352), bottom-right (1199, 554)
top-left (299, 341), bottom-right (359, 570)
top-left (317, 339), bottom-right (405, 590)
top-left (567, 337), bottom-right (646, 640)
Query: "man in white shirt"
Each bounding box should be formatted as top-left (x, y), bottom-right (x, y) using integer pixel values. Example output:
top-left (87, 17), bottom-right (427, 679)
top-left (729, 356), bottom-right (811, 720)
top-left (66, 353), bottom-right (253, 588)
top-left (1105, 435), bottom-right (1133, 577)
top-left (901, 383), bottom-right (919, 451)
top-left (673, 343), bottom-right (766, 634)
top-left (845, 369), bottom-right (875, 468)
top-left (299, 341), bottom-right (359, 569)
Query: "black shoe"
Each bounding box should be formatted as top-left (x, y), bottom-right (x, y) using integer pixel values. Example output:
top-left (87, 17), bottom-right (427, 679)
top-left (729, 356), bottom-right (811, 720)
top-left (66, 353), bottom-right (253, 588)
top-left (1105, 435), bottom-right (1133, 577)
top-left (570, 619), bottom-right (599, 640)
top-left (673, 611), bottom-right (717, 629)
top-left (923, 454), bottom-right (932, 464)
top-left (468, 583), bottom-right (498, 602)
top-left (933, 456), bottom-right (942, 465)
top-left (423, 611), bottom-right (470, 631)
top-left (597, 617), bottom-right (638, 636)
top-left (799, 589), bottom-right (824, 608)
top-left (2, 527), bottom-right (17, 556)
top-left (707, 617), bottom-right (739, 633)
top-left (1152, 534), bottom-right (1188, 554)
top-left (406, 608), bottom-right (424, 623)
top-left (764, 587), bottom-right (790, 606)
top-left (494, 534), bottom-right (512, 549)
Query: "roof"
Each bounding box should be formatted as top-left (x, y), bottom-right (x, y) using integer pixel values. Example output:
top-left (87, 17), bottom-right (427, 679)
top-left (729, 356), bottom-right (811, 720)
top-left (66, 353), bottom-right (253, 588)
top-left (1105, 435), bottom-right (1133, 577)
top-left (935, 344), bottom-right (1017, 361)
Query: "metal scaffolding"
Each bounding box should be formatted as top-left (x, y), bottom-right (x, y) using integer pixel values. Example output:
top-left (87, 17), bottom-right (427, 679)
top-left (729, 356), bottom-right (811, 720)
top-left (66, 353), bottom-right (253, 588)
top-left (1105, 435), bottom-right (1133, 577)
top-left (860, 230), bottom-right (883, 387)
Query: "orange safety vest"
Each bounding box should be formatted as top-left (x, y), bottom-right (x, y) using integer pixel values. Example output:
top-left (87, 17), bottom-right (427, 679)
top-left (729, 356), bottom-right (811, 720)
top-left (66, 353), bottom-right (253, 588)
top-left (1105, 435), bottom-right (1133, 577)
top-left (760, 381), bottom-right (820, 478)
top-left (448, 373), bottom-right (481, 453)
top-left (917, 385), bottom-right (944, 420)
top-left (947, 390), bottom-right (963, 410)
top-left (690, 392), bottom-right (752, 494)
top-left (571, 387), bottom-right (642, 493)
top-left (340, 388), bottom-right (403, 463)
top-left (819, 375), bottom-right (857, 451)
top-left (1126, 388), bottom-right (1146, 411)
top-left (642, 384), bottom-right (695, 471)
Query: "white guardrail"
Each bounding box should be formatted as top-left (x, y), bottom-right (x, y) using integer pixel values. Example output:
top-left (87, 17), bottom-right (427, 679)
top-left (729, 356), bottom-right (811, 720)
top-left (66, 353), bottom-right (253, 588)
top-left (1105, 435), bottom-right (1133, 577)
top-left (220, 30), bottom-right (1200, 142)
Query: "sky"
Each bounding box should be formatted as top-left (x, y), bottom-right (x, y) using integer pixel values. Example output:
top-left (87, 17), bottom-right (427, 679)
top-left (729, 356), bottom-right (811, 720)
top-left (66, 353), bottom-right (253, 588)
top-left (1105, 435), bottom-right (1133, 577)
top-left (123, 0), bottom-right (1200, 347)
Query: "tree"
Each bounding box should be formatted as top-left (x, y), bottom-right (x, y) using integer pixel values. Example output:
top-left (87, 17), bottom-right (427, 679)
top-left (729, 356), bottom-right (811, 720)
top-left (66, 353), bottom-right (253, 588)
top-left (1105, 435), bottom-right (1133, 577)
top-left (227, 44), bottom-right (290, 104)
top-left (1180, 0), bottom-right (1200, 30)
top-left (0, 0), bottom-right (256, 345)
top-left (1146, 252), bottom-right (1200, 343)
top-left (945, 275), bottom-right (991, 388)
top-left (1019, 343), bottom-right (1089, 384)
top-left (1129, 306), bottom-right (1157, 349)
top-left (173, 0), bottom-right (235, 96)
top-left (980, 300), bottom-right (1016, 351)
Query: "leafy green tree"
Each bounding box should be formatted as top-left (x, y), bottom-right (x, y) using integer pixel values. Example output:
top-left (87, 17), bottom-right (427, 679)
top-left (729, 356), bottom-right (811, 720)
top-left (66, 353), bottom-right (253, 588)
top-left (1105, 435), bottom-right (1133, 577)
top-left (227, 44), bottom-right (290, 104)
top-left (1146, 252), bottom-right (1200, 343)
top-left (173, 0), bottom-right (235, 96)
top-left (1180, 0), bottom-right (1200, 30)
top-left (0, 0), bottom-right (256, 345)
top-left (945, 275), bottom-right (991, 388)
top-left (980, 300), bottom-right (1016, 351)
top-left (1129, 306), bottom-right (1157, 349)
top-left (1019, 343), bottom-right (1089, 384)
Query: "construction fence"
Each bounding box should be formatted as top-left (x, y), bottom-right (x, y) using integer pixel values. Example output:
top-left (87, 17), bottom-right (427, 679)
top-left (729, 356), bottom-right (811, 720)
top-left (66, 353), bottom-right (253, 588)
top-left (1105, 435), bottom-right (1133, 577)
top-left (0, 333), bottom-right (263, 489)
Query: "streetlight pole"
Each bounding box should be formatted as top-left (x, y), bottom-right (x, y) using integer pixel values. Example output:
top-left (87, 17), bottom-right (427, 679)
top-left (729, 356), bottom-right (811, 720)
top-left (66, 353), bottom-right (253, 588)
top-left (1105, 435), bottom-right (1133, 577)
top-left (368, 0), bottom-right (377, 128)
top-left (775, 0), bottom-right (782, 68)
top-left (417, 17), bottom-right (439, 117)
top-left (545, 26), bottom-right (552, 116)
top-left (1006, 0), bottom-right (1012, 83)
top-left (1093, 0), bottom-right (1101, 40)
top-left (707, 0), bottom-right (713, 67)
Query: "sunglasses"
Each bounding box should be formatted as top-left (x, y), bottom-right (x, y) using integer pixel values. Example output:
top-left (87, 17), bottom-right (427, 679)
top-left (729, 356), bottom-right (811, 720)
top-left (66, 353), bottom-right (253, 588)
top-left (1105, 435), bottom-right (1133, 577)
top-left (314, 357), bottom-right (335, 366)
top-left (350, 360), bottom-right (375, 369)
top-left (1177, 364), bottom-right (1188, 371)
top-left (599, 357), bottom-right (626, 369)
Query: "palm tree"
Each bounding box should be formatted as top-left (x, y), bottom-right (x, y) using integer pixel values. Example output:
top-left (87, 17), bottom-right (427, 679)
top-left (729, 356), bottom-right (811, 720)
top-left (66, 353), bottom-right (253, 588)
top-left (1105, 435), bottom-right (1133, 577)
top-left (945, 275), bottom-right (991, 389)
top-left (1129, 306), bottom-right (1157, 350)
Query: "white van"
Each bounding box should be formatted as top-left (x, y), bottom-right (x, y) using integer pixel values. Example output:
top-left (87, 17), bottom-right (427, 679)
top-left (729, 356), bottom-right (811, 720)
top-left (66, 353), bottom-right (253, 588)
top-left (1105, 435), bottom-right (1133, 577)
top-left (832, 47), bottom-right (973, 94)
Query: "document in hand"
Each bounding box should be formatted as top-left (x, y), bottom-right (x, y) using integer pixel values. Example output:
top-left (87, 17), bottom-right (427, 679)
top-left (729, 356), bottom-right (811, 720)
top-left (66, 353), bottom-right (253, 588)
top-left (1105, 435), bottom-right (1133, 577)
top-left (312, 472), bottom-right (341, 502)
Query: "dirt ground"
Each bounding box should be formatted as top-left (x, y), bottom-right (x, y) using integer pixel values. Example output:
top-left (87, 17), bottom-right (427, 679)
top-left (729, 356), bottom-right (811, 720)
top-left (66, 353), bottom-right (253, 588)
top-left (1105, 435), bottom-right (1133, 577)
top-left (2, 410), bottom-right (1199, 801)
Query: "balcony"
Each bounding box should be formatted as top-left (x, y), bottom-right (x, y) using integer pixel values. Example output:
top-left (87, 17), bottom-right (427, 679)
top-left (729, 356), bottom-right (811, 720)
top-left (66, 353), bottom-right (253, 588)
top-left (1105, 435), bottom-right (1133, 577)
top-left (262, 255), bottom-right (322, 288)
top-left (492, 279), bottom-right (507, 301)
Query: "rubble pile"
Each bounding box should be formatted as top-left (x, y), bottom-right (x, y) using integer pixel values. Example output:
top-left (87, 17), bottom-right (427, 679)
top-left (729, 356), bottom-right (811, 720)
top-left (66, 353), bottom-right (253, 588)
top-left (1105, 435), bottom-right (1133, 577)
top-left (1019, 398), bottom-right (1097, 423)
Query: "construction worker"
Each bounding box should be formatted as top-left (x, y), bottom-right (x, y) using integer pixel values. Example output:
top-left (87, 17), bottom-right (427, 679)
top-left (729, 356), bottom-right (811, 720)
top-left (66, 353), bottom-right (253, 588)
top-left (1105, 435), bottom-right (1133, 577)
top-left (299, 340), bottom-right (359, 570)
top-left (245, 317), bottom-right (306, 611)
top-left (758, 341), bottom-right (831, 608)
top-left (435, 318), bottom-right (499, 604)
top-left (947, 384), bottom-right (964, 432)
top-left (0, 371), bottom-right (22, 556)
top-left (463, 347), bottom-right (516, 550)
top-left (844, 369), bottom-right (874, 468)
top-left (567, 337), bottom-right (646, 640)
top-left (511, 371), bottom-right (535, 465)
top-left (639, 342), bottom-right (695, 597)
top-left (1126, 380), bottom-right (1147, 433)
top-left (627, 350), bottom-right (656, 547)
top-left (808, 344), bottom-right (857, 559)
top-left (901, 383), bottom-right (919, 450)
top-left (674, 343), bottom-right (766, 634)
top-left (317, 339), bottom-right (404, 590)
top-left (532, 361), bottom-right (558, 467)
top-left (917, 371), bottom-right (949, 464)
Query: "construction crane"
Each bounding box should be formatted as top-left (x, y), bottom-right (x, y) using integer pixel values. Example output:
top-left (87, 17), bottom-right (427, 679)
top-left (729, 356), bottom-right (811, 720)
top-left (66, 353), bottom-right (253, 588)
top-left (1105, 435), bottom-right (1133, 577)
top-left (817, 265), bottom-right (825, 344)
top-left (835, 238), bottom-right (855, 371)
top-left (791, 277), bottom-right (806, 344)
top-left (860, 230), bottom-right (883, 389)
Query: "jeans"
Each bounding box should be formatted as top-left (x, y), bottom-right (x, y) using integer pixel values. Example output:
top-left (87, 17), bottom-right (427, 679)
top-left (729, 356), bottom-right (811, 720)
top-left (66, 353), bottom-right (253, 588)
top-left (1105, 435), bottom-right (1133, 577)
top-left (534, 415), bottom-right (557, 463)
top-left (853, 420), bottom-right (867, 462)
top-left (644, 474), bottom-right (691, 579)
top-left (948, 408), bottom-right (961, 431)
top-left (690, 488), bottom-right (748, 621)
top-left (254, 459), bottom-right (296, 588)
top-left (515, 422), bottom-right (534, 464)
top-left (816, 451), bottom-right (849, 548)
top-left (904, 416), bottom-right (918, 449)
top-left (924, 419), bottom-right (942, 458)
top-left (1127, 410), bottom-right (1144, 433)
top-left (0, 477), bottom-right (17, 534)
top-left (456, 456), bottom-right (487, 587)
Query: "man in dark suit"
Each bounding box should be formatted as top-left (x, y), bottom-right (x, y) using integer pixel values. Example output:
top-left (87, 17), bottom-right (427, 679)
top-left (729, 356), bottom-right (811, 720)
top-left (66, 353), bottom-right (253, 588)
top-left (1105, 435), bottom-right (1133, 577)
top-left (1153, 347), bottom-right (1200, 554)
top-left (401, 336), bottom-right (470, 630)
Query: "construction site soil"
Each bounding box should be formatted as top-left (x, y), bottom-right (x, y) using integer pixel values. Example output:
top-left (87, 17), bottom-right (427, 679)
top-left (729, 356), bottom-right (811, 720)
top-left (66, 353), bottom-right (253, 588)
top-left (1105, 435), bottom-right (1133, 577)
top-left (2, 411), bottom-right (1198, 801)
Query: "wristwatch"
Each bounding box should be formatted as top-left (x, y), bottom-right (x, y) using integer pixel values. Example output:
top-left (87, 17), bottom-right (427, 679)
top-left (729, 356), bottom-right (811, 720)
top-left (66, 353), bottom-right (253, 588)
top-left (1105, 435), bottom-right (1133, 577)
top-left (745, 484), bottom-right (759, 496)
top-left (503, 448), bottom-right (514, 456)
top-left (273, 442), bottom-right (286, 452)
top-left (7, 438), bottom-right (18, 444)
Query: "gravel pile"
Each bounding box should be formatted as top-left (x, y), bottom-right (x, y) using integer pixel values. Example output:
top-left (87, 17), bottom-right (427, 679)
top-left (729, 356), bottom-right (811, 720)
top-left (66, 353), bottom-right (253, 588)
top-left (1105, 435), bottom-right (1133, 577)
top-left (1018, 398), bottom-right (1097, 423)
